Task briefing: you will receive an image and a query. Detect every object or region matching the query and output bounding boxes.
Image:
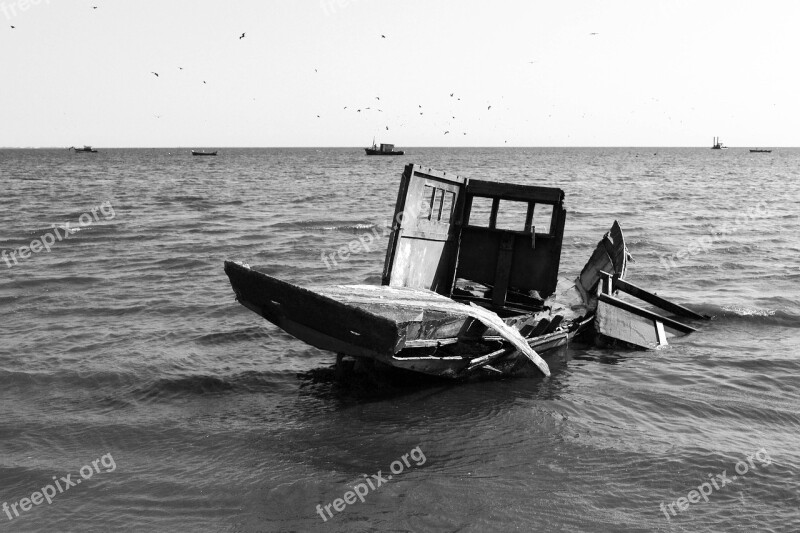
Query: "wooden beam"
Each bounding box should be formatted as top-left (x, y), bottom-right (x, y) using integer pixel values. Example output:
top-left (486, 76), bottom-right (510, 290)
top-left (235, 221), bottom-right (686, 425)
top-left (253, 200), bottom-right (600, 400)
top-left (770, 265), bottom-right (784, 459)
top-left (491, 233), bottom-right (515, 308)
top-left (601, 272), bottom-right (708, 320)
top-left (467, 179), bottom-right (564, 204)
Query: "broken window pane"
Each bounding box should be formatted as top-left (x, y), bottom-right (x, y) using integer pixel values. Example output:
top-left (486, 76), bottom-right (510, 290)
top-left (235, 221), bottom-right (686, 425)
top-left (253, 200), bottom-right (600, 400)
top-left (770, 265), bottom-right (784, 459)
top-left (468, 196), bottom-right (494, 227)
top-left (495, 200), bottom-right (528, 231)
top-left (533, 204), bottom-right (553, 234)
top-left (420, 185), bottom-right (435, 220)
top-left (440, 191), bottom-right (455, 223)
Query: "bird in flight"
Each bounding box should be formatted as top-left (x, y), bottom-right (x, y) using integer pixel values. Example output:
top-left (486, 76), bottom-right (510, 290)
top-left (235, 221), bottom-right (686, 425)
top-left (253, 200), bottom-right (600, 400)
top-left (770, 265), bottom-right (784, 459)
top-left (239, 32), bottom-right (246, 39)
top-left (178, 67), bottom-right (183, 70)
top-left (92, 6), bottom-right (97, 9)
top-left (590, 32), bottom-right (598, 35)
top-left (375, 96), bottom-right (380, 100)
top-left (444, 131), bottom-right (449, 135)
top-left (10, 25), bottom-right (15, 29)
top-left (487, 105), bottom-right (491, 110)
top-left (385, 126), bottom-right (389, 130)
top-left (381, 34), bottom-right (386, 38)
top-left (203, 80), bottom-right (207, 84)
top-left (450, 93), bottom-right (454, 97)
top-left (151, 72), bottom-right (159, 77)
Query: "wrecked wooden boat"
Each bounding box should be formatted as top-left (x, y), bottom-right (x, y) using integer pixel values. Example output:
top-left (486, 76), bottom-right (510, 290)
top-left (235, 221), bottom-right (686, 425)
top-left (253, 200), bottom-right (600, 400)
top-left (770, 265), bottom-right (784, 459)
top-left (224, 164), bottom-right (707, 379)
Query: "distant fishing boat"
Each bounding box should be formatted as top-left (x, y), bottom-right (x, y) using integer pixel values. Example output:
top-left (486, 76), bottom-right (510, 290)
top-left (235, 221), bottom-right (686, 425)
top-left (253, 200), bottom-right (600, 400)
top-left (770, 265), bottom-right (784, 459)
top-left (711, 137), bottom-right (727, 150)
top-left (365, 139), bottom-right (404, 156)
top-left (71, 145), bottom-right (98, 153)
top-left (191, 150), bottom-right (217, 156)
top-left (749, 148), bottom-right (772, 153)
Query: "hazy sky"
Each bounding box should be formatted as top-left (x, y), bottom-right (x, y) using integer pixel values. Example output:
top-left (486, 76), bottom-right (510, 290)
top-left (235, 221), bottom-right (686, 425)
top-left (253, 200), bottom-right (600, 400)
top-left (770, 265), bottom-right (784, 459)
top-left (3, 0), bottom-right (799, 147)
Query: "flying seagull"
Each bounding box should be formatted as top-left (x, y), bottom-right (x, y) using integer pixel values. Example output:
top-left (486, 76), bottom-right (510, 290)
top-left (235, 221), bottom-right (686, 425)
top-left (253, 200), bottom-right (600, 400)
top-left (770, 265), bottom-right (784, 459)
top-left (488, 105), bottom-right (492, 110)
top-left (151, 72), bottom-right (159, 77)
top-left (381, 34), bottom-right (386, 38)
top-left (10, 25), bottom-right (14, 29)
top-left (239, 32), bottom-right (245, 39)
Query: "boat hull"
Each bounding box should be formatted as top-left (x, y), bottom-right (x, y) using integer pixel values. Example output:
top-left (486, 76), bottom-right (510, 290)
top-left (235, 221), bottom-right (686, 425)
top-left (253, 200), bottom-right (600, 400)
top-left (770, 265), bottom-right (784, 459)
top-left (365, 149), bottom-right (404, 155)
top-left (223, 261), bottom-right (559, 378)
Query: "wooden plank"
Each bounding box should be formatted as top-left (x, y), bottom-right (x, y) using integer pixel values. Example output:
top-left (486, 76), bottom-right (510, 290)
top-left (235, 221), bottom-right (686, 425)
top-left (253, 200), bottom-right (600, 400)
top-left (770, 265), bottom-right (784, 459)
top-left (489, 197), bottom-right (499, 228)
top-left (491, 233), bottom-right (514, 307)
top-left (596, 299), bottom-right (663, 349)
top-left (606, 221), bottom-right (628, 278)
top-left (598, 293), bottom-right (697, 334)
top-left (655, 321), bottom-right (668, 346)
top-left (608, 275), bottom-right (709, 320)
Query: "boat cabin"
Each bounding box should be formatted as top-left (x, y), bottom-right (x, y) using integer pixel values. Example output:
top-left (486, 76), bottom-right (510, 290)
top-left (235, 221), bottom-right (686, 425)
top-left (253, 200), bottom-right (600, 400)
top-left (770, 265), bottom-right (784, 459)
top-left (382, 164), bottom-right (566, 315)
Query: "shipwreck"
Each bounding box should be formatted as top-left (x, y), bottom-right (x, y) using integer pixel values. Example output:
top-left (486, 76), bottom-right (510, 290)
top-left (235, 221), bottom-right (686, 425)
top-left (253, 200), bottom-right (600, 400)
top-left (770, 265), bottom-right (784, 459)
top-left (224, 164), bottom-right (708, 380)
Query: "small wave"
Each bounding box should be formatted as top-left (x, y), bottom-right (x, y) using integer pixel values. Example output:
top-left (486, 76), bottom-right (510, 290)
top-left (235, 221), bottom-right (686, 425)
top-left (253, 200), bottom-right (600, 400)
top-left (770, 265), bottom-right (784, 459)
top-left (193, 326), bottom-right (268, 345)
top-left (133, 370), bottom-right (298, 401)
top-left (721, 304), bottom-right (776, 317)
top-left (268, 219), bottom-right (383, 233)
top-left (691, 303), bottom-right (799, 327)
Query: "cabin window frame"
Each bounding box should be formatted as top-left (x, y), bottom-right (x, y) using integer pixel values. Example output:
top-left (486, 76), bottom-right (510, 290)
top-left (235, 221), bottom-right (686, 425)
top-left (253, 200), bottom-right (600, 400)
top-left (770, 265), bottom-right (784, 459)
top-left (464, 194), bottom-right (557, 237)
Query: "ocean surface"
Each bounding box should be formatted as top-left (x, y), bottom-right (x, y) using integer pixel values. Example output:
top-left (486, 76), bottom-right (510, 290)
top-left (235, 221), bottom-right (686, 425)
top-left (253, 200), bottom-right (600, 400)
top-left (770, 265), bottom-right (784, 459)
top-left (1, 147), bottom-right (798, 532)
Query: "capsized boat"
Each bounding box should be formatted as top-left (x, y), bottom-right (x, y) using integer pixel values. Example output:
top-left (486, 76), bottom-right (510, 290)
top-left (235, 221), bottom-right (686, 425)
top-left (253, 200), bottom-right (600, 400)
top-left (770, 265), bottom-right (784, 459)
top-left (224, 164), bottom-right (707, 379)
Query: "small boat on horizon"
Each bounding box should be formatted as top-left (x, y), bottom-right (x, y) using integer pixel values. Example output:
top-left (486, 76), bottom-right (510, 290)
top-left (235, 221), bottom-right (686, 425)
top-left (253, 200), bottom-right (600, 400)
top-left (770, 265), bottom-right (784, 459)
top-left (749, 148), bottom-right (772, 153)
top-left (70, 145), bottom-right (98, 153)
top-left (711, 137), bottom-right (727, 150)
top-left (191, 150), bottom-right (218, 156)
top-left (365, 139), bottom-right (404, 156)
